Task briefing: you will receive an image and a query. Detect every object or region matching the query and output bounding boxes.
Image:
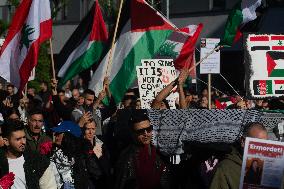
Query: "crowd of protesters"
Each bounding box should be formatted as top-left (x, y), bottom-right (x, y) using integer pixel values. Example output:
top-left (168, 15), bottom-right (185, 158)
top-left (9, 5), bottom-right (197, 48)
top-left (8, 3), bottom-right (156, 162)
top-left (0, 70), bottom-right (282, 189)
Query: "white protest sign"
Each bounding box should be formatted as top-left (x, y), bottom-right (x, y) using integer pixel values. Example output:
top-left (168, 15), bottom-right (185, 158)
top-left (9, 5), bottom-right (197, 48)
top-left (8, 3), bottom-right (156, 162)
top-left (141, 59), bottom-right (174, 67)
top-left (240, 137), bottom-right (284, 189)
top-left (245, 34), bottom-right (284, 98)
top-left (137, 59), bottom-right (177, 109)
top-left (200, 38), bottom-right (220, 74)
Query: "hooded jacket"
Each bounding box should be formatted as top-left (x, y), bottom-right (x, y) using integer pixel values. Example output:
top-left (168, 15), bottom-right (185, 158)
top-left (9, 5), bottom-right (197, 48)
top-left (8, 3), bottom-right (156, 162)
top-left (209, 145), bottom-right (243, 189)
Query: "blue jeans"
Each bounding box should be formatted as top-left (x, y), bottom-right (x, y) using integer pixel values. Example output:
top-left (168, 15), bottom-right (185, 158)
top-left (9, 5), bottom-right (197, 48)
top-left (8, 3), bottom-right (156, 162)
top-left (63, 182), bottom-right (75, 189)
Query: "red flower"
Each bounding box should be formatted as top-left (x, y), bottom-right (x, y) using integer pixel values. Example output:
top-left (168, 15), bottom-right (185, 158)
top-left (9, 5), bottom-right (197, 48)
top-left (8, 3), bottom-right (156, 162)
top-left (39, 141), bottom-right (53, 155)
top-left (0, 172), bottom-right (15, 189)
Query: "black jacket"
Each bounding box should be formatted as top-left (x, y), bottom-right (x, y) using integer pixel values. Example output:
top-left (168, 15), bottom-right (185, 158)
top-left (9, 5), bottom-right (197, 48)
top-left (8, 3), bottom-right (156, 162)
top-left (0, 149), bottom-right (50, 189)
top-left (114, 144), bottom-right (171, 189)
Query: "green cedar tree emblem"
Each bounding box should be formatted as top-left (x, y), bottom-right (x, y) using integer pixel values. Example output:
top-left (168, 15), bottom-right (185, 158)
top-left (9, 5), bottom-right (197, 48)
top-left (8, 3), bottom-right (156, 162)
top-left (20, 24), bottom-right (35, 50)
top-left (156, 42), bottom-right (179, 58)
top-left (278, 40), bottom-right (283, 46)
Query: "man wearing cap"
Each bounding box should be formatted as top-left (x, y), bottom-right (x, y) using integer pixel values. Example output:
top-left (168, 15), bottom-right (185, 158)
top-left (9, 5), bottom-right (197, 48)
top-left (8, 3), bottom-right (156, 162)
top-left (50, 121), bottom-right (89, 189)
top-left (25, 109), bottom-right (51, 153)
top-left (114, 110), bottom-right (171, 189)
top-left (51, 121), bottom-right (82, 138)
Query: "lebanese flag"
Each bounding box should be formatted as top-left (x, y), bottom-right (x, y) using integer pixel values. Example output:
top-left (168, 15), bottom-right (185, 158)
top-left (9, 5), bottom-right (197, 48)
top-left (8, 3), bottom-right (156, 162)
top-left (155, 24), bottom-right (203, 77)
top-left (175, 25), bottom-right (202, 78)
top-left (0, 0), bottom-right (52, 91)
top-left (271, 35), bottom-right (284, 51)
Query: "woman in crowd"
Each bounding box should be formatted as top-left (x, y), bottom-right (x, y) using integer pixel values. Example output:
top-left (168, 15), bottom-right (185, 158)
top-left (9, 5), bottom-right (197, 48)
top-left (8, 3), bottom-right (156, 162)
top-left (82, 120), bottom-right (112, 189)
top-left (50, 121), bottom-right (89, 189)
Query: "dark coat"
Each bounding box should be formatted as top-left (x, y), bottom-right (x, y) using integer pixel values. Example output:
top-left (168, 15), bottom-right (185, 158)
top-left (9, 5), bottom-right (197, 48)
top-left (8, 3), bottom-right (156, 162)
top-left (24, 128), bottom-right (52, 153)
top-left (209, 146), bottom-right (242, 189)
top-left (114, 144), bottom-right (171, 189)
top-left (0, 149), bottom-right (50, 189)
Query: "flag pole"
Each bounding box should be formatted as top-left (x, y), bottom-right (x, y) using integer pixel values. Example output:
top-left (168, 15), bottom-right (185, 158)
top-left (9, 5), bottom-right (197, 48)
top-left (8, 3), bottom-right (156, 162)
top-left (174, 46), bottom-right (221, 97)
top-left (49, 38), bottom-right (56, 80)
top-left (208, 73), bottom-right (211, 109)
top-left (182, 46), bottom-right (220, 110)
top-left (24, 83), bottom-right (28, 97)
top-left (105, 0), bottom-right (124, 78)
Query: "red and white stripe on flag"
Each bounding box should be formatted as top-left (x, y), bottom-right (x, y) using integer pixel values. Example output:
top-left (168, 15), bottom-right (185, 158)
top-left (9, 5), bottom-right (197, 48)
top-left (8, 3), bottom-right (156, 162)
top-left (174, 24), bottom-right (203, 78)
top-left (0, 0), bottom-right (52, 91)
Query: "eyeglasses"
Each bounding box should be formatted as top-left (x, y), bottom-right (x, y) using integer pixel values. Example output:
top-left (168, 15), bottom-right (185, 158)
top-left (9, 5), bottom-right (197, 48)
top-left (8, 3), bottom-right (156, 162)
top-left (134, 125), bottom-right (153, 135)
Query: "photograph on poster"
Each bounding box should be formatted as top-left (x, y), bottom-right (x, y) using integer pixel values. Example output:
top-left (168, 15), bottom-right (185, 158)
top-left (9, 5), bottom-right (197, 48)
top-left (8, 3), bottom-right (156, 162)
top-left (244, 158), bottom-right (264, 186)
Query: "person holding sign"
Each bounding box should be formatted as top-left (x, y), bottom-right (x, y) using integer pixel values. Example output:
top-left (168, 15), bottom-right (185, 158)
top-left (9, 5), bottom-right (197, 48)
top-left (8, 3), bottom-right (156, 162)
top-left (209, 122), bottom-right (268, 189)
top-left (151, 69), bottom-right (189, 109)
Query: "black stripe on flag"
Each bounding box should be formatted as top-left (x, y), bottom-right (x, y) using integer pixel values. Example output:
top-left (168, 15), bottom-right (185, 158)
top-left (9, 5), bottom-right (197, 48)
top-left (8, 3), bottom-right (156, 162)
top-left (253, 80), bottom-right (260, 95)
top-left (56, 3), bottom-right (96, 69)
top-left (251, 46), bottom-right (270, 51)
top-left (275, 90), bottom-right (284, 94)
top-left (267, 51), bottom-right (284, 60)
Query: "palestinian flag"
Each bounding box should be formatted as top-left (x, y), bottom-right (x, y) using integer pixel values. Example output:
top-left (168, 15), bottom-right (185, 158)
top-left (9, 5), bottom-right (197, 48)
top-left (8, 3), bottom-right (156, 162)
top-left (89, 0), bottom-right (202, 104)
top-left (266, 51), bottom-right (284, 77)
top-left (57, 0), bottom-right (108, 87)
top-left (215, 97), bottom-right (236, 109)
top-left (220, 0), bottom-right (262, 47)
top-left (0, 0), bottom-right (52, 91)
top-left (253, 80), bottom-right (273, 95)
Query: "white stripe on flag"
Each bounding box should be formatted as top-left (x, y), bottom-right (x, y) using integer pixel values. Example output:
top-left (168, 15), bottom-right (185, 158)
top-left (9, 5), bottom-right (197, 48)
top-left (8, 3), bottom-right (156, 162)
top-left (241, 0), bottom-right (262, 24)
top-left (58, 35), bottom-right (90, 77)
top-left (89, 20), bottom-right (144, 96)
top-left (0, 0), bottom-right (51, 88)
top-left (0, 33), bottom-right (20, 83)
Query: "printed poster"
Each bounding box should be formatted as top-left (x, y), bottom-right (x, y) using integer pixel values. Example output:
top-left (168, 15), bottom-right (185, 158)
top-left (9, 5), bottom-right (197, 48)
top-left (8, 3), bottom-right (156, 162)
top-left (240, 137), bottom-right (284, 189)
top-left (200, 38), bottom-right (220, 74)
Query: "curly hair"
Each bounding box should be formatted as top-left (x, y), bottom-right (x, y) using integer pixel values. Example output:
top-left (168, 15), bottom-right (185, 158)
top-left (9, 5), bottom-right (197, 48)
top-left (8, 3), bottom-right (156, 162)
top-left (60, 132), bottom-right (84, 160)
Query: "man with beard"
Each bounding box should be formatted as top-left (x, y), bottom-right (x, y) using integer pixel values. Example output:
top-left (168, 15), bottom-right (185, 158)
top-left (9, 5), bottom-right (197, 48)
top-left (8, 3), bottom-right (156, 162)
top-left (114, 110), bottom-right (171, 189)
top-left (0, 120), bottom-right (56, 188)
top-left (25, 109), bottom-right (51, 153)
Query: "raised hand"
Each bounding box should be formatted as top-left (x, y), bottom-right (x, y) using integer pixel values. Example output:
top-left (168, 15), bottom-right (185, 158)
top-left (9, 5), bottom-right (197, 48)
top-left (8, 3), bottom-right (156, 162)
top-left (178, 69), bottom-right (189, 85)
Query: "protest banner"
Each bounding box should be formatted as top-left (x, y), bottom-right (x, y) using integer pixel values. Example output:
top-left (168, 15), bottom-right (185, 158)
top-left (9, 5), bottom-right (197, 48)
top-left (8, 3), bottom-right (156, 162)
top-left (200, 38), bottom-right (220, 74)
top-left (240, 137), bottom-right (284, 189)
top-left (136, 59), bottom-right (177, 109)
top-left (245, 34), bottom-right (284, 98)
